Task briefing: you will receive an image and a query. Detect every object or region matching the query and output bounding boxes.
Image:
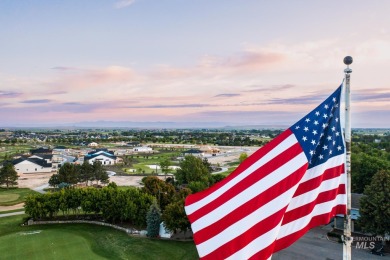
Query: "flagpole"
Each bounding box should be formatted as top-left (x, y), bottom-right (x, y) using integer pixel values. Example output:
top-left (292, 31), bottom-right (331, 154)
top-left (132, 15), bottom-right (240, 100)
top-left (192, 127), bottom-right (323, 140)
top-left (343, 56), bottom-right (353, 260)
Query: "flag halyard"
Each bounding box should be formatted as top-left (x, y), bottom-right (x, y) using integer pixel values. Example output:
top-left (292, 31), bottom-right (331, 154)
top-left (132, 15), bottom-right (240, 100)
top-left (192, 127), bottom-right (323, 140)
top-left (185, 85), bottom-right (346, 260)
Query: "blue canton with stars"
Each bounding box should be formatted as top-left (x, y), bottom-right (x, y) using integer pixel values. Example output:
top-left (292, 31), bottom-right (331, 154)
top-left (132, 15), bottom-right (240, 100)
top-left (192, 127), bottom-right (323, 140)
top-left (290, 85), bottom-right (345, 169)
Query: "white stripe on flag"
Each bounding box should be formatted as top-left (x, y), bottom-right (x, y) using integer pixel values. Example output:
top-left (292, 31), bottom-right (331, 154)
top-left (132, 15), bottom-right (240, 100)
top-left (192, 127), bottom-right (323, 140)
top-left (225, 220), bottom-right (283, 260)
top-left (185, 133), bottom-right (297, 215)
top-left (277, 194), bottom-right (346, 240)
top-left (191, 151), bottom-right (307, 233)
top-left (197, 182), bottom-right (299, 258)
top-left (299, 154), bottom-right (345, 183)
top-left (287, 173), bottom-right (346, 212)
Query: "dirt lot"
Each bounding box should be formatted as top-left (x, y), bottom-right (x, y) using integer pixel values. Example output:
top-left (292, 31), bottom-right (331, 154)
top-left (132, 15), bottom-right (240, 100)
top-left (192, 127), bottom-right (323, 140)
top-left (17, 173), bottom-right (152, 189)
top-left (18, 173), bottom-right (52, 189)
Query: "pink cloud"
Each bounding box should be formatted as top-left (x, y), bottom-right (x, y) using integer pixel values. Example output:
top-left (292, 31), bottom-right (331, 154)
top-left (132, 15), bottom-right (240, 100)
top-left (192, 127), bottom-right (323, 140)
top-left (224, 51), bottom-right (286, 70)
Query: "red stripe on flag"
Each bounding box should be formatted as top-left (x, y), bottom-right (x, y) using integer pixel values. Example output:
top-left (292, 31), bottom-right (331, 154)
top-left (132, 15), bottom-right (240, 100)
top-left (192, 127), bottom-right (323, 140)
top-left (293, 164), bottom-right (345, 197)
top-left (282, 184), bottom-right (346, 225)
top-left (193, 163), bottom-right (308, 245)
top-left (187, 142), bottom-right (303, 223)
top-left (185, 129), bottom-right (294, 206)
top-left (201, 206), bottom-right (288, 260)
top-left (273, 204), bottom-right (347, 253)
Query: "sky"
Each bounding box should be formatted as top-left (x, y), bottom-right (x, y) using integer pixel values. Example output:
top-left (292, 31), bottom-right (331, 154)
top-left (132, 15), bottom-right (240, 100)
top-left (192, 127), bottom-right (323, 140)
top-left (1, 0), bottom-right (390, 128)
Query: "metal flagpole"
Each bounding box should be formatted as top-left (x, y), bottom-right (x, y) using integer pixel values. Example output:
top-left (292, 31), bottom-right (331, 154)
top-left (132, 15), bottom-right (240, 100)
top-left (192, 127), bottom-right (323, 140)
top-left (343, 56), bottom-right (353, 260)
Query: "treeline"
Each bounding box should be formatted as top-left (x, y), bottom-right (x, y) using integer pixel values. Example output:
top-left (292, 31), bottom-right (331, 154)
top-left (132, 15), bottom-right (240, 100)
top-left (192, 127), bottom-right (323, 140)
top-left (25, 156), bottom-right (225, 234)
top-left (49, 161), bottom-right (109, 188)
top-left (24, 184), bottom-right (154, 226)
top-left (351, 141), bottom-right (390, 193)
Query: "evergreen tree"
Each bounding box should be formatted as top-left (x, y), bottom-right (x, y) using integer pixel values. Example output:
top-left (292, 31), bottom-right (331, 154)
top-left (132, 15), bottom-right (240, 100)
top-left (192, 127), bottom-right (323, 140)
top-left (0, 162), bottom-right (18, 188)
top-left (146, 201), bottom-right (161, 238)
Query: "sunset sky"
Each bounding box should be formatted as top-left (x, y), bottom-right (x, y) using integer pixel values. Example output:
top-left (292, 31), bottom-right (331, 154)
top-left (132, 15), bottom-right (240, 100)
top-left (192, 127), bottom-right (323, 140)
top-left (1, 0), bottom-right (390, 128)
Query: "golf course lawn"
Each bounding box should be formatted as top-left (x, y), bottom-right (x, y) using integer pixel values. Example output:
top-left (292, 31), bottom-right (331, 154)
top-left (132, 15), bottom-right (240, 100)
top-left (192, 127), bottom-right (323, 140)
top-left (0, 215), bottom-right (198, 260)
top-left (0, 188), bottom-right (39, 206)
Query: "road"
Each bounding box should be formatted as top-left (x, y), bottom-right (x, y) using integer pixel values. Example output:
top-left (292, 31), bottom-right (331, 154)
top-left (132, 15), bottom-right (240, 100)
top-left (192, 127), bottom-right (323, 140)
top-left (272, 226), bottom-right (389, 260)
top-left (0, 211), bottom-right (25, 218)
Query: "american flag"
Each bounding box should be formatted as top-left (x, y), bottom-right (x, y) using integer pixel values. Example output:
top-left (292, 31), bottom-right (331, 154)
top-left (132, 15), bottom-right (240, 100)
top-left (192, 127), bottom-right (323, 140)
top-left (185, 85), bottom-right (347, 259)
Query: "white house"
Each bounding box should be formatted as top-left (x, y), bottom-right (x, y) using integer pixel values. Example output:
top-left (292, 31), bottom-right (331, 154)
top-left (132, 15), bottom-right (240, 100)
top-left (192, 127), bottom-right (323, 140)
top-left (12, 157), bottom-right (53, 174)
top-left (28, 154), bottom-right (52, 164)
top-left (84, 149), bottom-right (118, 165)
top-left (88, 142), bottom-right (98, 147)
top-left (132, 146), bottom-right (153, 153)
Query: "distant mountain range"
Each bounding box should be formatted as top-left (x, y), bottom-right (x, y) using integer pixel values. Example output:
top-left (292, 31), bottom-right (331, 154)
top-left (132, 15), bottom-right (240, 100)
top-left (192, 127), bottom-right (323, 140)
top-left (2, 120), bottom-right (289, 129)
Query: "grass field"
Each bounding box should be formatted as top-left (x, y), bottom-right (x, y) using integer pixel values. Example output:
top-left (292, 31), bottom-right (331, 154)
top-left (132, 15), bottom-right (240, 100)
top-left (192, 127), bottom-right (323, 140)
top-left (0, 215), bottom-right (198, 260)
top-left (0, 188), bottom-right (39, 206)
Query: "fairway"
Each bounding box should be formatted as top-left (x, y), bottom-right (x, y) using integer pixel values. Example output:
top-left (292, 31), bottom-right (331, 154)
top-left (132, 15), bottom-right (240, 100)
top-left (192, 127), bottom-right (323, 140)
top-left (0, 215), bottom-right (198, 260)
top-left (0, 188), bottom-right (39, 206)
top-left (0, 229), bottom-right (105, 260)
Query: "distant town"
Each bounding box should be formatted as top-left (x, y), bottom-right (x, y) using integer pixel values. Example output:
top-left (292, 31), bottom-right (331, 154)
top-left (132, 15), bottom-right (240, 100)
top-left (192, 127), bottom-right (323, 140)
top-left (0, 127), bottom-right (389, 259)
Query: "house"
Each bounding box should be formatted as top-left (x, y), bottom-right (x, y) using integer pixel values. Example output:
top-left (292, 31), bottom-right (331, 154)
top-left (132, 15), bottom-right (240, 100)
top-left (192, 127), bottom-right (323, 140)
top-left (334, 193), bottom-right (364, 232)
top-left (29, 153), bottom-right (52, 164)
top-left (126, 141), bottom-right (140, 147)
top-left (88, 142), bottom-right (98, 147)
top-left (132, 146), bottom-right (153, 153)
top-left (12, 157), bottom-right (53, 174)
top-left (30, 147), bottom-right (52, 155)
top-left (53, 146), bottom-right (69, 153)
top-left (52, 154), bottom-right (77, 169)
top-left (84, 149), bottom-right (118, 165)
top-left (183, 149), bottom-right (204, 157)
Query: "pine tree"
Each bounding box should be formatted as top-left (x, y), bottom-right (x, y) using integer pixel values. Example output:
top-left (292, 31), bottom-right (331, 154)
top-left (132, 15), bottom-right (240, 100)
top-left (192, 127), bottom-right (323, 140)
top-left (146, 201), bottom-right (161, 238)
top-left (0, 162), bottom-right (18, 188)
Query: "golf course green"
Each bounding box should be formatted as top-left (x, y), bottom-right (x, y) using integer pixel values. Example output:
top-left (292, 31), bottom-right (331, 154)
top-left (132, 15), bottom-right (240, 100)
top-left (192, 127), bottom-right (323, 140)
top-left (0, 215), bottom-right (198, 259)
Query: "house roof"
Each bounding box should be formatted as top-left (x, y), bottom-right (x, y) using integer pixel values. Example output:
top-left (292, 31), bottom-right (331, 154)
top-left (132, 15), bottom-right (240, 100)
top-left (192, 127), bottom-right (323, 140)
top-left (30, 147), bottom-right (52, 154)
top-left (184, 149), bottom-right (203, 154)
top-left (54, 146), bottom-right (67, 149)
top-left (30, 154), bottom-right (52, 160)
top-left (87, 148), bottom-right (111, 155)
top-left (13, 157), bottom-right (52, 168)
top-left (84, 151), bottom-right (117, 161)
top-left (351, 193), bottom-right (364, 209)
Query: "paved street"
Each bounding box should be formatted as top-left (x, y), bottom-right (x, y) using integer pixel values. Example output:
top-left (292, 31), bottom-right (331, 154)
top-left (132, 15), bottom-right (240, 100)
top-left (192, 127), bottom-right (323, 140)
top-left (273, 226), bottom-right (388, 260)
top-left (0, 211), bottom-right (25, 218)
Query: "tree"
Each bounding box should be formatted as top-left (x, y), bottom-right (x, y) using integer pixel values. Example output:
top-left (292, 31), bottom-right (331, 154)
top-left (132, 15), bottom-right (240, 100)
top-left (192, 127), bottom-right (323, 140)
top-left (162, 188), bottom-right (192, 234)
top-left (48, 174), bottom-right (60, 188)
top-left (58, 162), bottom-right (79, 186)
top-left (79, 161), bottom-right (93, 186)
top-left (239, 152), bottom-right (248, 163)
top-left (146, 201), bottom-right (161, 238)
top-left (0, 162), bottom-right (18, 188)
top-left (142, 176), bottom-right (175, 210)
top-left (352, 153), bottom-right (389, 193)
top-left (358, 170), bottom-right (390, 239)
top-left (92, 161), bottom-right (108, 185)
top-left (159, 159), bottom-right (172, 179)
top-left (175, 155), bottom-right (212, 185)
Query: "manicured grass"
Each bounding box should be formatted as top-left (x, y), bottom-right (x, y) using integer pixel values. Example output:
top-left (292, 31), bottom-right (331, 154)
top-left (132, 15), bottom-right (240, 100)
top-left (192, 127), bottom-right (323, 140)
top-left (132, 164), bottom-right (157, 174)
top-left (0, 215), bottom-right (198, 260)
top-left (0, 188), bottom-right (39, 206)
top-left (221, 166), bottom-right (238, 177)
